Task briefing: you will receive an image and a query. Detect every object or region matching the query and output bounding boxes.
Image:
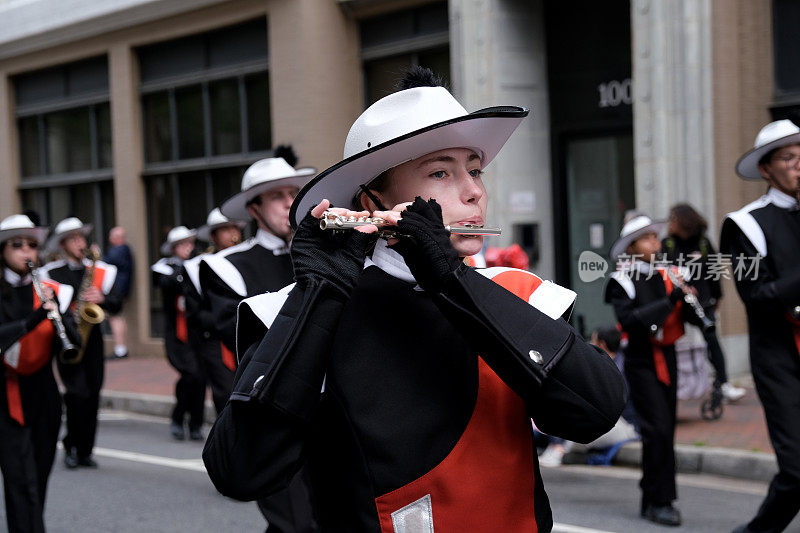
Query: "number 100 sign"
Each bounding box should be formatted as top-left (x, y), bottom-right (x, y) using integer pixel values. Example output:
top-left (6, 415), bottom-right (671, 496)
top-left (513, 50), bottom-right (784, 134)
top-left (597, 78), bottom-right (632, 108)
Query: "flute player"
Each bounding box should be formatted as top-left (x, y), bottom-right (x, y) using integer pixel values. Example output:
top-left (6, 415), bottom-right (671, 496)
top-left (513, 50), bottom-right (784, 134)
top-left (203, 68), bottom-right (626, 532)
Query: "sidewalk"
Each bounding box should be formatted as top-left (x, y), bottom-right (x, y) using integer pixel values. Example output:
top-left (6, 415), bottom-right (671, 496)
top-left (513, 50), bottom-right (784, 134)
top-left (100, 356), bottom-right (778, 482)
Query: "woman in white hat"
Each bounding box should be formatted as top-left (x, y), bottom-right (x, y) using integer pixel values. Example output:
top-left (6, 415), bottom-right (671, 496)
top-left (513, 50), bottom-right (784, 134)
top-left (605, 213), bottom-right (707, 526)
top-left (205, 68), bottom-right (625, 532)
top-left (0, 214), bottom-right (77, 532)
top-left (39, 217), bottom-right (119, 470)
top-left (151, 226), bottom-right (205, 441)
top-left (722, 118), bottom-right (800, 533)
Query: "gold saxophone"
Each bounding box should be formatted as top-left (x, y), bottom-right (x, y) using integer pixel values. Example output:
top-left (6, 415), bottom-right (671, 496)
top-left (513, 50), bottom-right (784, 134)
top-left (73, 249), bottom-right (105, 364)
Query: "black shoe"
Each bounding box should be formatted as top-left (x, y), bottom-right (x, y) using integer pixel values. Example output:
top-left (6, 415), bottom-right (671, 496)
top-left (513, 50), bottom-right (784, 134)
top-left (189, 428), bottom-right (203, 441)
top-left (170, 421), bottom-right (185, 440)
top-left (641, 503), bottom-right (682, 526)
top-left (78, 455), bottom-right (98, 468)
top-left (64, 447), bottom-right (79, 469)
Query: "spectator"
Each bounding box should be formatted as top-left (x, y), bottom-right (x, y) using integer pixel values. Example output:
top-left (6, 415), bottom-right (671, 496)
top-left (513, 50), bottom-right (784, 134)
top-left (102, 226), bottom-right (133, 359)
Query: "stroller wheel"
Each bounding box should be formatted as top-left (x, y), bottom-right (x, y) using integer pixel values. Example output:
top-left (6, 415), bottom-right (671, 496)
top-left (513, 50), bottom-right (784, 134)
top-left (701, 387), bottom-right (724, 421)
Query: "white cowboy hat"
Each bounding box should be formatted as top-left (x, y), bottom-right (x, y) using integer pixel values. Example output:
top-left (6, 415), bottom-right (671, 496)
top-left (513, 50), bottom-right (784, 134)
top-left (0, 214), bottom-right (49, 245)
top-left (160, 226), bottom-right (197, 256)
top-left (197, 208), bottom-right (247, 242)
top-left (289, 85), bottom-right (528, 228)
top-left (45, 216), bottom-right (93, 253)
top-left (220, 158), bottom-right (316, 221)
top-left (609, 215), bottom-right (667, 259)
top-left (736, 119), bottom-right (800, 180)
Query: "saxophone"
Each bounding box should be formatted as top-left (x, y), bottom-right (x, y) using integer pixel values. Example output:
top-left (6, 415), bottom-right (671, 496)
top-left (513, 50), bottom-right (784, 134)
top-left (73, 249), bottom-right (105, 364)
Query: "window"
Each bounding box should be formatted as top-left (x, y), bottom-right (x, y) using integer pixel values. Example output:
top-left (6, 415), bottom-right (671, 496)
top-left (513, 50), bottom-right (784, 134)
top-left (774, 0), bottom-right (800, 101)
top-left (14, 56), bottom-right (115, 249)
top-left (360, 2), bottom-right (450, 106)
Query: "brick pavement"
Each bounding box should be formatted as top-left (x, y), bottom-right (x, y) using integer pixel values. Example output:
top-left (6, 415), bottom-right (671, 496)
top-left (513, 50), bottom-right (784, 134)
top-left (102, 356), bottom-right (774, 455)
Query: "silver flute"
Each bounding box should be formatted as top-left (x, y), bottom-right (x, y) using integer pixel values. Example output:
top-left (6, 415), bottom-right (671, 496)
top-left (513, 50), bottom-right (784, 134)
top-left (26, 259), bottom-right (79, 363)
top-left (319, 210), bottom-right (501, 238)
top-left (664, 266), bottom-right (715, 332)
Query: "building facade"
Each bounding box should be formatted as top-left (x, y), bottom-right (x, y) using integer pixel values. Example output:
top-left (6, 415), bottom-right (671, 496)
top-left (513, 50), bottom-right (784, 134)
top-left (0, 0), bottom-right (791, 373)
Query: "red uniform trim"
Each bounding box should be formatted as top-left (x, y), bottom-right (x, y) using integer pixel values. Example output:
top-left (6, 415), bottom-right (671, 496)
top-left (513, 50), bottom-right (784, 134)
top-left (176, 295), bottom-right (188, 344)
top-left (650, 269), bottom-right (684, 386)
top-left (373, 272), bottom-right (540, 532)
top-left (787, 313), bottom-right (800, 359)
top-left (221, 343), bottom-right (236, 371)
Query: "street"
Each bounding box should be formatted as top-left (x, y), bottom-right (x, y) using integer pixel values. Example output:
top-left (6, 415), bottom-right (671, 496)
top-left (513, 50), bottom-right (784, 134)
top-left (2, 410), bottom-right (797, 532)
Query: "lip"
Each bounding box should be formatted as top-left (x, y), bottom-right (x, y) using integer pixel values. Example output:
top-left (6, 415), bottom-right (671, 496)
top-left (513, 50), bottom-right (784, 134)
top-left (452, 217), bottom-right (485, 227)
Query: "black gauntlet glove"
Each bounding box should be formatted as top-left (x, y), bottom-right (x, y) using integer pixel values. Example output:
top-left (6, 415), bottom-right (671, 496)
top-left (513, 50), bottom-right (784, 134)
top-left (668, 286), bottom-right (685, 305)
top-left (388, 197), bottom-right (463, 293)
top-left (25, 306), bottom-right (50, 332)
top-left (291, 206), bottom-right (378, 300)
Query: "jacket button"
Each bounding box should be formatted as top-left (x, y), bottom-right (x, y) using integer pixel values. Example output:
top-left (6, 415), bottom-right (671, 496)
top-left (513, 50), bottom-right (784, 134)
top-left (203, 331), bottom-right (210, 339)
top-left (650, 324), bottom-right (658, 332)
top-left (529, 350), bottom-right (543, 364)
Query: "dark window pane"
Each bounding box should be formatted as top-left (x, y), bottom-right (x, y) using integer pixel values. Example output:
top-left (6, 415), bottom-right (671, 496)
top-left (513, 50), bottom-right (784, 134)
top-left (210, 79), bottom-right (242, 155)
top-left (15, 56), bottom-right (108, 107)
top-left (97, 103), bottom-right (113, 169)
top-left (139, 35), bottom-right (206, 84)
top-left (47, 185), bottom-right (74, 226)
top-left (246, 73), bottom-right (270, 151)
top-left (364, 54), bottom-right (415, 106)
top-left (20, 189), bottom-right (48, 225)
top-left (145, 175), bottom-right (174, 336)
top-left (99, 180), bottom-right (116, 249)
top-left (177, 171), bottom-right (210, 228)
top-left (208, 19), bottom-right (268, 68)
top-left (415, 3), bottom-right (450, 35)
top-left (67, 56), bottom-right (109, 97)
top-left (18, 116), bottom-right (41, 177)
top-left (211, 166), bottom-right (247, 208)
top-left (45, 108), bottom-right (91, 174)
top-left (361, 12), bottom-right (415, 48)
top-left (418, 47), bottom-right (451, 87)
top-left (176, 85), bottom-right (205, 159)
top-left (143, 92), bottom-right (172, 163)
top-left (774, 0), bottom-right (800, 94)
top-left (71, 182), bottom-right (96, 231)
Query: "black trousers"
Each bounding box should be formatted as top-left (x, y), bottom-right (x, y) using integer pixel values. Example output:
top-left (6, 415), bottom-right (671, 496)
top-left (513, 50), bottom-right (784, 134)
top-left (624, 346), bottom-right (678, 507)
top-left (256, 467), bottom-right (318, 533)
top-left (192, 334), bottom-right (234, 415)
top-left (747, 347), bottom-right (800, 532)
top-left (0, 398), bottom-right (61, 533)
top-left (702, 308), bottom-right (728, 386)
top-left (58, 336), bottom-right (104, 458)
top-left (165, 335), bottom-right (205, 430)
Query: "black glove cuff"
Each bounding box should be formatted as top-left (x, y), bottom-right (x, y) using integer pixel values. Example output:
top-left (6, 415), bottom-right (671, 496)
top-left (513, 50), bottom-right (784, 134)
top-left (25, 307), bottom-right (49, 332)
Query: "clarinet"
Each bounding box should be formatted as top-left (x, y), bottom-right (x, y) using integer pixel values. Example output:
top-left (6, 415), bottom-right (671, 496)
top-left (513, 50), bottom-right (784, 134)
top-left (25, 259), bottom-right (79, 363)
top-left (664, 267), bottom-right (715, 332)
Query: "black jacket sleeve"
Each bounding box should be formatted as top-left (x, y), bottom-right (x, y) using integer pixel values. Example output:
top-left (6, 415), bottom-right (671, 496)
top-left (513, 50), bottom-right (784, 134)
top-left (181, 268), bottom-right (216, 333)
top-left (720, 218), bottom-right (800, 309)
top-left (605, 277), bottom-right (676, 336)
top-left (431, 266), bottom-right (626, 444)
top-left (203, 279), bottom-right (343, 500)
top-left (198, 261), bottom-right (241, 352)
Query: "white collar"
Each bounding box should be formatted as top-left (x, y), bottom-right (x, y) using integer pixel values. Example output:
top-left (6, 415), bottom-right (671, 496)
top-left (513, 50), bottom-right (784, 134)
top-left (4, 268), bottom-right (31, 287)
top-left (256, 229), bottom-right (289, 255)
top-left (767, 187), bottom-right (797, 209)
top-left (366, 240), bottom-right (416, 283)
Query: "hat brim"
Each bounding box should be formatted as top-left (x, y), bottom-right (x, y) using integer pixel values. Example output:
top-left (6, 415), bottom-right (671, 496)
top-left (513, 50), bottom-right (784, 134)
top-left (609, 221), bottom-right (667, 260)
top-left (735, 132), bottom-right (800, 180)
top-left (160, 235), bottom-right (196, 256)
top-left (289, 106), bottom-right (528, 228)
top-left (220, 171), bottom-right (317, 221)
top-left (197, 221), bottom-right (247, 242)
top-left (0, 227), bottom-right (49, 246)
top-left (45, 224), bottom-right (93, 255)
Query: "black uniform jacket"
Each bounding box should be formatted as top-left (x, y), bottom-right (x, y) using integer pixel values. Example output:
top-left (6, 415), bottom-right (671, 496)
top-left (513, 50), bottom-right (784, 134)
top-left (198, 229), bottom-right (294, 352)
top-left (204, 242), bottom-right (626, 532)
top-left (720, 188), bottom-right (800, 370)
top-left (604, 262), bottom-right (703, 360)
top-left (40, 258), bottom-right (122, 318)
top-left (661, 234), bottom-right (723, 308)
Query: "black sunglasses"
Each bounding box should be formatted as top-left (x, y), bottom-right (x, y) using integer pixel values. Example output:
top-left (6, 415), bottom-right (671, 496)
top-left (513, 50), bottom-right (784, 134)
top-left (9, 239), bottom-right (39, 249)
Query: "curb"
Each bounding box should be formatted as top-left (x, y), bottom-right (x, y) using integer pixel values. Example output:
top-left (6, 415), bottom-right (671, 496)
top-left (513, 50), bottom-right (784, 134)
top-left (101, 390), bottom-right (778, 483)
top-left (612, 441), bottom-right (777, 483)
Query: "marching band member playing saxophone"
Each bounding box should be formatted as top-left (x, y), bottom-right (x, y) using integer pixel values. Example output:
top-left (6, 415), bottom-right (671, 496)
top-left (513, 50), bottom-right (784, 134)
top-left (0, 214), bottom-right (78, 533)
top-left (40, 217), bottom-right (120, 470)
top-left (203, 68), bottom-right (625, 532)
top-left (722, 119), bottom-right (800, 533)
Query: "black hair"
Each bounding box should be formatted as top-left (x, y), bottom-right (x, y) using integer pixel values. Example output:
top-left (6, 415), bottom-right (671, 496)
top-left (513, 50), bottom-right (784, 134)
top-left (593, 326), bottom-right (622, 353)
top-left (669, 203), bottom-right (708, 238)
top-left (758, 148), bottom-right (779, 168)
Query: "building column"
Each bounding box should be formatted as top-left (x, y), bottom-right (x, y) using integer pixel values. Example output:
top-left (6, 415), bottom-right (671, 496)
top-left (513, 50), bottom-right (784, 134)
top-left (108, 44), bottom-right (160, 357)
top-left (631, 0), bottom-right (714, 221)
top-left (0, 71), bottom-right (21, 215)
top-left (449, 0), bottom-right (554, 278)
top-left (267, 0), bottom-right (362, 170)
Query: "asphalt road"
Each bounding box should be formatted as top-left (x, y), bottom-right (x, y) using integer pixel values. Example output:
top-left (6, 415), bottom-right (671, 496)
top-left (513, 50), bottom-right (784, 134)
top-left (2, 410), bottom-right (798, 532)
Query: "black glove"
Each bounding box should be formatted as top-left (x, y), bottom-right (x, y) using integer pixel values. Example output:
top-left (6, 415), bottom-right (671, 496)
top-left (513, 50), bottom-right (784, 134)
top-left (291, 206), bottom-right (378, 300)
top-left (25, 306), bottom-right (49, 332)
top-left (388, 197), bottom-right (463, 293)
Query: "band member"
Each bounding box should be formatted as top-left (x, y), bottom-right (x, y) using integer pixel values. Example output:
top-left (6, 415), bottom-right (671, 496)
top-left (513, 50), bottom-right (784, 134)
top-left (0, 214), bottom-right (77, 533)
top-left (204, 68), bottom-right (626, 531)
top-left (605, 214), bottom-right (707, 526)
top-left (199, 149), bottom-right (318, 533)
top-left (662, 203), bottom-right (745, 402)
top-left (151, 226), bottom-right (205, 441)
top-left (182, 208), bottom-right (245, 415)
top-left (722, 119), bottom-right (800, 533)
top-left (40, 217), bottom-right (119, 469)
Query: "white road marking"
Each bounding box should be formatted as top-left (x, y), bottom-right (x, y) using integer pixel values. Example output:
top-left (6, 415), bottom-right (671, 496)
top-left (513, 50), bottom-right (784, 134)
top-left (92, 447), bottom-right (207, 473)
top-left (552, 523), bottom-right (617, 533)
